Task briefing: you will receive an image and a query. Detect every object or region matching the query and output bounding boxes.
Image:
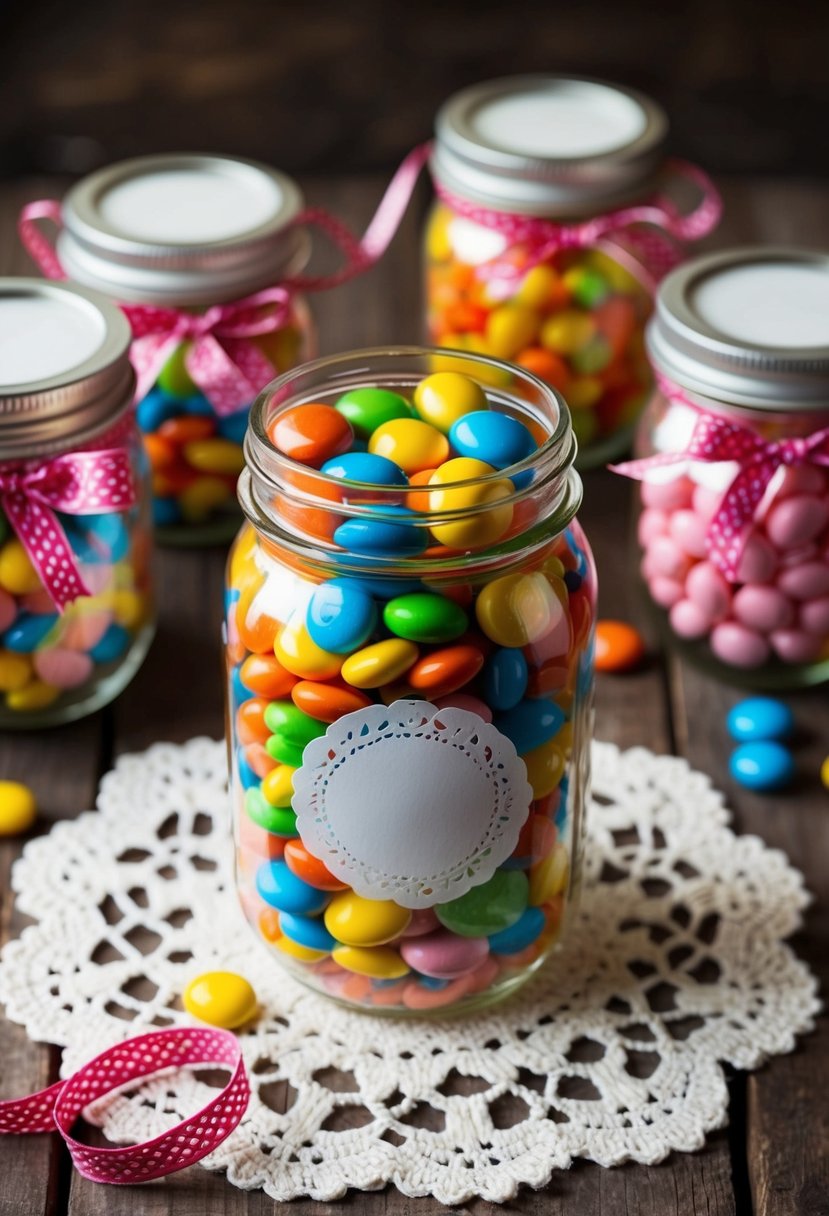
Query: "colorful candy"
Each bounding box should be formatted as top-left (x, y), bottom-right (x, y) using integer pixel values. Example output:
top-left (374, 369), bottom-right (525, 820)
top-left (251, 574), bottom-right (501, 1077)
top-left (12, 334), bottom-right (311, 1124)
top-left (727, 697), bottom-right (795, 743)
top-left (729, 741), bottom-right (795, 792)
top-left (594, 620), bottom-right (646, 672)
top-left (182, 971), bottom-right (258, 1029)
top-left (0, 781), bottom-right (37, 835)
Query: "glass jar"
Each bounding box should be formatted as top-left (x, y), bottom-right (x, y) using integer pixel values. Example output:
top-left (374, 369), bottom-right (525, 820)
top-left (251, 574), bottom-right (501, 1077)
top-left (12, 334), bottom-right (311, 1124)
top-left (225, 347), bottom-right (596, 1015)
top-left (0, 279), bottom-right (154, 726)
top-left (424, 75), bottom-right (720, 468)
top-left (34, 154), bottom-right (314, 546)
top-left (626, 248), bottom-right (829, 688)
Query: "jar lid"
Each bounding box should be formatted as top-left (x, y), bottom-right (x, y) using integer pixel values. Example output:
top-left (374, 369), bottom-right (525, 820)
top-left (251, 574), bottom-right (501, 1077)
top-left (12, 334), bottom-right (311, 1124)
top-left (431, 75), bottom-right (668, 217)
top-left (0, 277), bottom-right (134, 458)
top-left (57, 153), bottom-right (306, 306)
top-left (647, 248), bottom-right (829, 410)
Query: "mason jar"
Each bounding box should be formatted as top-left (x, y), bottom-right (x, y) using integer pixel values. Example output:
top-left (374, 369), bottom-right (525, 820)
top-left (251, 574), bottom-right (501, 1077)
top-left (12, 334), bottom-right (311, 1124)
top-left (424, 75), bottom-right (721, 468)
top-left (623, 248), bottom-right (829, 688)
top-left (0, 279), bottom-right (154, 726)
top-left (225, 346), bottom-right (596, 1014)
top-left (22, 154), bottom-right (314, 545)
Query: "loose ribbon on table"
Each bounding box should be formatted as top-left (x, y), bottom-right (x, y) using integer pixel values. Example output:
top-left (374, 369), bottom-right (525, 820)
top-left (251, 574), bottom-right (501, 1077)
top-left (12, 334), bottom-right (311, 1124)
top-left (0, 1027), bottom-right (249, 1185)
top-left (0, 447), bottom-right (137, 611)
top-left (434, 159), bottom-right (722, 291)
top-left (611, 376), bottom-right (829, 581)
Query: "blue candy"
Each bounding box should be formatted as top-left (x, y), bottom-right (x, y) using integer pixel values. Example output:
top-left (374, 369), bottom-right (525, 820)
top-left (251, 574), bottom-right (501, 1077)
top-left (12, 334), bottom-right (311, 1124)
top-left (230, 663), bottom-right (247, 709)
top-left (3, 612), bottom-right (57, 653)
top-left (488, 906), bottom-right (546, 955)
top-left (417, 975), bottom-right (450, 990)
top-left (306, 578), bottom-right (378, 654)
top-left (82, 513), bottom-right (129, 562)
top-left (136, 389), bottom-right (179, 433)
top-left (449, 411), bottom-right (536, 470)
top-left (333, 507), bottom-right (427, 557)
top-left (321, 452), bottom-right (407, 486)
top-left (217, 409), bottom-right (250, 445)
top-left (153, 497), bottom-right (182, 527)
top-left (180, 394), bottom-right (215, 417)
top-left (729, 741), bottom-right (795, 792)
top-left (727, 697), bottom-right (795, 743)
top-left (89, 624), bottom-right (130, 664)
top-left (236, 746), bottom-right (260, 791)
top-left (494, 698), bottom-right (565, 755)
top-left (278, 911), bottom-right (336, 953)
top-left (483, 648), bottom-right (528, 711)
top-left (256, 860), bottom-right (329, 915)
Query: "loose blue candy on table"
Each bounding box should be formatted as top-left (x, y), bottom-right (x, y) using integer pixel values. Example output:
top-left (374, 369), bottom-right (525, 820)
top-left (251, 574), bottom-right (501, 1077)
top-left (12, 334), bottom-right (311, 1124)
top-left (727, 697), bottom-right (795, 743)
top-left (729, 741), bottom-right (795, 792)
top-left (306, 578), bottom-right (378, 654)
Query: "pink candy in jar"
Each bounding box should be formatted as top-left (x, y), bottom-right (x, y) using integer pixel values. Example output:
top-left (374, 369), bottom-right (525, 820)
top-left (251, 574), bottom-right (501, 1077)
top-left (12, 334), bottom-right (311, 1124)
top-left (617, 247), bottom-right (829, 688)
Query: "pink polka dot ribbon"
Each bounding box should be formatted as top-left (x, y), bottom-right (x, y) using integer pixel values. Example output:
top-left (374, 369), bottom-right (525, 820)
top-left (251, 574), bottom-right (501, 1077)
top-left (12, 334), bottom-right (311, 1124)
top-left (612, 377), bottom-right (829, 581)
top-left (0, 1028), bottom-right (249, 1185)
top-left (0, 447), bottom-right (137, 611)
top-left (434, 159), bottom-right (723, 289)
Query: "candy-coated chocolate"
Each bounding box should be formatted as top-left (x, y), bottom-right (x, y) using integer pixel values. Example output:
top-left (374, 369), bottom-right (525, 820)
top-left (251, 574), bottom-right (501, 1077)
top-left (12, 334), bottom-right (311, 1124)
top-left (306, 578), bottom-right (378, 654)
top-left (0, 540), bottom-right (41, 595)
top-left (730, 741), bottom-right (795, 791)
top-left (341, 638), bottom-right (419, 689)
top-left (407, 643), bottom-right (484, 696)
top-left (0, 650), bottom-right (32, 693)
top-left (483, 647), bottom-right (528, 710)
top-left (334, 387), bottom-right (413, 436)
top-left (400, 929), bottom-right (489, 978)
top-left (821, 755), bottom-right (829, 790)
top-left (433, 692), bottom-right (492, 721)
top-left (245, 787), bottom-right (298, 836)
top-left (529, 841), bottom-right (570, 905)
top-left (0, 780), bottom-right (36, 835)
top-left (488, 905), bottom-right (546, 954)
top-left (279, 911), bottom-right (337, 954)
top-left (182, 971), bottom-right (258, 1028)
top-left (475, 572), bottom-right (563, 647)
top-left (494, 698), bottom-right (565, 755)
top-left (269, 403), bottom-right (353, 467)
top-left (449, 411), bottom-right (535, 471)
top-left (274, 618), bottom-right (344, 681)
top-left (332, 944), bottom-right (410, 979)
top-left (256, 860), bottom-right (330, 915)
top-left (273, 935), bottom-right (330, 964)
top-left (290, 679), bottom-right (372, 723)
top-left (33, 648), bottom-right (94, 690)
top-left (324, 892), bottom-right (412, 947)
top-left (400, 907), bottom-right (441, 937)
top-left (427, 458), bottom-right (513, 549)
top-left (264, 701), bottom-right (326, 767)
top-left (523, 739), bottom-right (567, 800)
top-left (412, 372), bottom-right (488, 432)
top-left (383, 593), bottom-right (468, 644)
top-left (240, 653), bottom-right (298, 699)
top-left (333, 507), bottom-right (428, 557)
top-left (594, 620), bottom-right (645, 672)
top-left (436, 870), bottom-right (528, 937)
top-left (401, 974), bottom-right (473, 1010)
top-left (369, 418), bottom-right (449, 474)
top-left (284, 839), bottom-right (349, 891)
top-left (183, 438), bottom-right (246, 476)
top-left (261, 764), bottom-right (297, 808)
top-left (321, 451), bottom-right (408, 486)
top-left (3, 612), bottom-right (58, 653)
top-left (7, 681), bottom-right (60, 711)
top-left (727, 697), bottom-right (795, 743)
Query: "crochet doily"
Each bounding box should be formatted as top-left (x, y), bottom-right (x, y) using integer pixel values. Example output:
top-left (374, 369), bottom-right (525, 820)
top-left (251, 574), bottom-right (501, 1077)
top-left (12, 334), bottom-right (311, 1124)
top-left (0, 737), bottom-right (818, 1205)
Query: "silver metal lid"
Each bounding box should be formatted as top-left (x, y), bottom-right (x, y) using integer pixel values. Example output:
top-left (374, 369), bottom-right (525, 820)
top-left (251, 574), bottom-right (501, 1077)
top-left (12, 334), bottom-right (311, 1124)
top-left (0, 278), bottom-right (134, 458)
top-left (647, 248), bottom-right (829, 411)
top-left (431, 75), bottom-right (668, 217)
top-left (57, 153), bottom-right (307, 306)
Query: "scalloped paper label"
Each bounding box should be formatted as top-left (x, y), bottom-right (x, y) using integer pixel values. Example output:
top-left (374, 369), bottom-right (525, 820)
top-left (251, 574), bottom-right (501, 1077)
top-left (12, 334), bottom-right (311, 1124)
top-left (291, 700), bottom-right (533, 909)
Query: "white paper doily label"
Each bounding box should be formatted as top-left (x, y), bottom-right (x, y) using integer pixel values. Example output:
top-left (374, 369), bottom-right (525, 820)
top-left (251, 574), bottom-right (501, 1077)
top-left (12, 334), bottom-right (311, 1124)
top-left (292, 700), bottom-right (533, 908)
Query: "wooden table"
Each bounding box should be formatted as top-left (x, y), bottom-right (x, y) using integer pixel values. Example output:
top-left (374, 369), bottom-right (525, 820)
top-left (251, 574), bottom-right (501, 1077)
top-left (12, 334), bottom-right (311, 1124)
top-left (0, 174), bottom-right (827, 1216)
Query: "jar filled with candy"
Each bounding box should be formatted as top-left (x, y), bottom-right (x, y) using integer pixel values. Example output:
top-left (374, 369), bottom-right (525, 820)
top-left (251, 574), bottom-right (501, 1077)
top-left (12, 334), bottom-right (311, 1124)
top-left (618, 248), bottom-right (829, 688)
top-left (226, 347), bottom-right (596, 1014)
top-left (424, 75), bottom-right (721, 467)
top-left (20, 154), bottom-right (314, 544)
top-left (0, 279), bottom-right (154, 726)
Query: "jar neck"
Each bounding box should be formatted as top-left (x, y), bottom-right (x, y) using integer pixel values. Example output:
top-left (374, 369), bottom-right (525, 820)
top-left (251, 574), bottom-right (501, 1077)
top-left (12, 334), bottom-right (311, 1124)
top-left (655, 372), bottom-right (829, 435)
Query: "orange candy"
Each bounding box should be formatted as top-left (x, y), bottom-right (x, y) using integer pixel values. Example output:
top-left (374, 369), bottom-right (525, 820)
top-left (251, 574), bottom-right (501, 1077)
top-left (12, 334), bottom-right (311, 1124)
top-left (406, 468), bottom-right (437, 512)
top-left (290, 680), bottom-right (373, 724)
top-left (407, 644), bottom-right (484, 698)
top-left (235, 697), bottom-right (271, 745)
top-left (259, 907), bottom-right (283, 943)
top-left (236, 584), bottom-right (281, 655)
top-left (242, 742), bottom-right (277, 780)
top-left (594, 619), bottom-right (646, 672)
top-left (158, 415), bottom-right (216, 444)
top-left (240, 653), bottom-right (298, 699)
top-left (283, 840), bottom-right (349, 891)
top-left (515, 347), bottom-right (570, 392)
top-left (143, 433), bottom-right (177, 470)
top-left (238, 812), bottom-right (287, 861)
top-left (268, 403), bottom-right (353, 467)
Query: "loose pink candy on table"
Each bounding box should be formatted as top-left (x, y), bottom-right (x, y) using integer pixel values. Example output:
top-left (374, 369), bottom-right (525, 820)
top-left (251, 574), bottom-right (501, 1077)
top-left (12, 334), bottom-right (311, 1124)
top-left (685, 562), bottom-right (732, 620)
top-left (710, 621), bottom-right (771, 669)
top-left (765, 496), bottom-right (829, 550)
top-left (799, 596), bottom-right (829, 637)
top-left (732, 585), bottom-right (794, 634)
top-left (34, 648), bottom-right (94, 689)
top-left (777, 560), bottom-right (829, 600)
top-left (770, 628), bottom-right (823, 664)
top-left (400, 929), bottom-right (489, 979)
top-left (670, 599), bottom-right (713, 639)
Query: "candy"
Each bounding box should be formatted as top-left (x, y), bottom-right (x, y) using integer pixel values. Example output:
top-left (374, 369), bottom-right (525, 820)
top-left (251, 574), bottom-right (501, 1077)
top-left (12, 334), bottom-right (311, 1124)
top-left (427, 458), bottom-right (513, 549)
top-left (488, 906), bottom-right (546, 954)
top-left (413, 372), bottom-right (488, 432)
top-left (436, 870), bottom-right (528, 937)
top-left (476, 572), bottom-right (562, 647)
top-left (332, 944), bottom-right (410, 979)
top-left (182, 438), bottom-right (245, 476)
top-left (333, 507), bottom-right (427, 557)
top-left (269, 403), bottom-right (353, 466)
top-left (0, 540), bottom-right (41, 595)
top-left (245, 787), bottom-right (298, 836)
top-left (274, 618), bottom-right (344, 681)
top-left (3, 612), bottom-right (58, 652)
top-left (821, 755), bottom-right (829, 790)
top-left (0, 781), bottom-right (37, 835)
top-left (256, 860), bottom-right (329, 915)
top-left (594, 620), bottom-right (645, 672)
top-left (730, 741), bottom-right (795, 792)
top-left (368, 418), bottom-right (449, 474)
top-left (400, 929), bottom-right (489, 979)
top-left (341, 639), bottom-right (419, 689)
top-left (261, 764), bottom-right (297, 808)
top-left (273, 935), bottom-right (329, 964)
top-left (263, 701), bottom-right (327, 767)
top-left (382, 593), bottom-right (468, 643)
top-left (483, 648), bottom-right (529, 710)
top-left (290, 679), bottom-right (372, 723)
top-left (324, 892), bottom-right (412, 947)
top-left (493, 699), bottom-right (565, 755)
top-left (529, 841), bottom-right (569, 905)
top-left (240, 653), bottom-right (298, 699)
top-left (727, 697), bottom-right (794, 743)
top-left (279, 911), bottom-right (336, 954)
top-left (710, 622), bottom-right (770, 669)
top-left (334, 387), bottom-right (413, 435)
top-left (283, 839), bottom-right (349, 891)
top-left (407, 643), bottom-right (484, 697)
top-left (182, 971), bottom-right (258, 1029)
top-left (321, 451), bottom-right (408, 486)
top-left (448, 411), bottom-right (536, 471)
top-left (306, 579), bottom-right (378, 653)
top-left (33, 648), bottom-right (94, 689)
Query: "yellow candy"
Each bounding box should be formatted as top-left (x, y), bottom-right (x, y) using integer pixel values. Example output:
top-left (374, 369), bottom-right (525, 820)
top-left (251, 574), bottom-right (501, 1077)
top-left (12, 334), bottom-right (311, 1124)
top-left (230, 526), bottom-right (259, 591)
top-left (341, 638), bottom-right (418, 689)
top-left (273, 935), bottom-right (328, 964)
top-left (485, 304), bottom-right (538, 359)
top-left (324, 892), bottom-right (412, 947)
top-left (184, 439), bottom-right (246, 477)
top-left (426, 206), bottom-right (453, 261)
top-left (566, 376), bottom-right (604, 411)
top-left (413, 372), bottom-right (488, 433)
top-left (821, 754), bottom-right (829, 790)
top-left (428, 458), bottom-right (513, 549)
top-left (475, 572), bottom-right (561, 647)
top-left (332, 944), bottom-right (410, 979)
top-left (431, 337), bottom-right (513, 388)
top-left (182, 970), bottom-right (258, 1028)
top-left (0, 781), bottom-right (37, 835)
top-left (0, 651), bottom-right (33, 693)
top-left (0, 540), bottom-right (41, 595)
top-left (179, 476), bottom-right (232, 523)
top-left (262, 764), bottom-right (297, 808)
top-left (540, 311), bottom-right (596, 355)
top-left (529, 841), bottom-right (570, 905)
top-left (523, 740), bottom-right (567, 800)
top-left (515, 264), bottom-right (559, 309)
top-left (257, 324), bottom-right (302, 373)
top-left (6, 681), bottom-right (59, 712)
top-left (111, 589), bottom-right (145, 629)
top-left (368, 418), bottom-right (449, 474)
top-left (275, 618), bottom-right (343, 681)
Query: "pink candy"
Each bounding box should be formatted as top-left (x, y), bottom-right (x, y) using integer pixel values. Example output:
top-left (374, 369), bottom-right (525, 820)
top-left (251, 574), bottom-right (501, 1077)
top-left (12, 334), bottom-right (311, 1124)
top-left (732, 585), bottom-right (793, 633)
top-left (400, 929), bottom-right (489, 979)
top-left (34, 648), bottom-right (95, 689)
top-left (710, 622), bottom-right (771, 669)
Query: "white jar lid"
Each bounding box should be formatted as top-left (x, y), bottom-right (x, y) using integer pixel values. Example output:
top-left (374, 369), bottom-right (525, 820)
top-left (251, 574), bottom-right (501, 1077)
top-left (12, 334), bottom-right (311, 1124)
top-left (57, 154), bottom-right (307, 306)
top-left (648, 248), bottom-right (829, 410)
top-left (0, 278), bottom-right (133, 457)
top-left (431, 75), bottom-right (668, 217)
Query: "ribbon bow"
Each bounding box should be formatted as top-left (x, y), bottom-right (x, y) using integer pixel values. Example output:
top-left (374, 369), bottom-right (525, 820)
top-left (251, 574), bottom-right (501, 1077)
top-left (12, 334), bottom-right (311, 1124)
top-left (0, 448), bottom-right (137, 610)
top-left (613, 409), bottom-right (829, 581)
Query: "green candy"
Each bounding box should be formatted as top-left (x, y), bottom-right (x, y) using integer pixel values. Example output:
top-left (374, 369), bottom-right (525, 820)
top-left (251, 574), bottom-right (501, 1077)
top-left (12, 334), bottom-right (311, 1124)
top-left (264, 701), bottom-right (325, 768)
top-left (383, 592), bottom-right (468, 644)
top-left (334, 387), bottom-right (413, 436)
top-left (245, 787), bottom-right (299, 837)
top-left (436, 870), bottom-right (528, 938)
top-left (571, 267), bottom-right (610, 309)
top-left (571, 334), bottom-right (612, 375)
top-left (157, 342), bottom-right (197, 399)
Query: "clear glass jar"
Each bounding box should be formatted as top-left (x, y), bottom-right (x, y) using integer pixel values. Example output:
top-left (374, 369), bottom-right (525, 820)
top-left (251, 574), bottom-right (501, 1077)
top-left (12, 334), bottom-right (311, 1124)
top-left (0, 279), bottom-right (154, 726)
top-left (424, 75), bottom-right (715, 468)
top-left (630, 248), bottom-right (829, 688)
top-left (225, 347), bottom-right (596, 1015)
top-left (48, 154), bottom-right (315, 546)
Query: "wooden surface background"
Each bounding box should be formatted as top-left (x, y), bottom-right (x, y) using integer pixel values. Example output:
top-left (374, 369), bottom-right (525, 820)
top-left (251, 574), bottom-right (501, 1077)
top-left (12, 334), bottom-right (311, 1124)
top-left (0, 171), bottom-right (827, 1214)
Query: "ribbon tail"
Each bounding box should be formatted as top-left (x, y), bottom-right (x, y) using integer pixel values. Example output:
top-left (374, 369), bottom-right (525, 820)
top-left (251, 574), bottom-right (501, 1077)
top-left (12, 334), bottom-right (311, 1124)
top-left (610, 451), bottom-right (692, 480)
top-left (130, 334), bottom-right (181, 405)
top-left (2, 491), bottom-right (91, 612)
top-left (18, 200), bottom-right (66, 280)
top-left (0, 1079), bottom-right (65, 1135)
top-left (706, 458), bottom-right (777, 580)
top-left (186, 335), bottom-right (274, 417)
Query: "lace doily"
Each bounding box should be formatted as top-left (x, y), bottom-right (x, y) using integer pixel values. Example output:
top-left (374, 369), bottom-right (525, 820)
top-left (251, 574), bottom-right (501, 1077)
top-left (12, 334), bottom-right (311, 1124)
top-left (0, 737), bottom-right (818, 1205)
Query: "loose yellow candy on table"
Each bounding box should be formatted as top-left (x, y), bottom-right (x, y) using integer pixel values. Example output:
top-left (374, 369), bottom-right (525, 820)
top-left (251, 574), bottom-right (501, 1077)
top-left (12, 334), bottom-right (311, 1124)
top-left (0, 781), bottom-right (37, 835)
top-left (182, 971), bottom-right (258, 1029)
top-left (821, 755), bottom-right (829, 790)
